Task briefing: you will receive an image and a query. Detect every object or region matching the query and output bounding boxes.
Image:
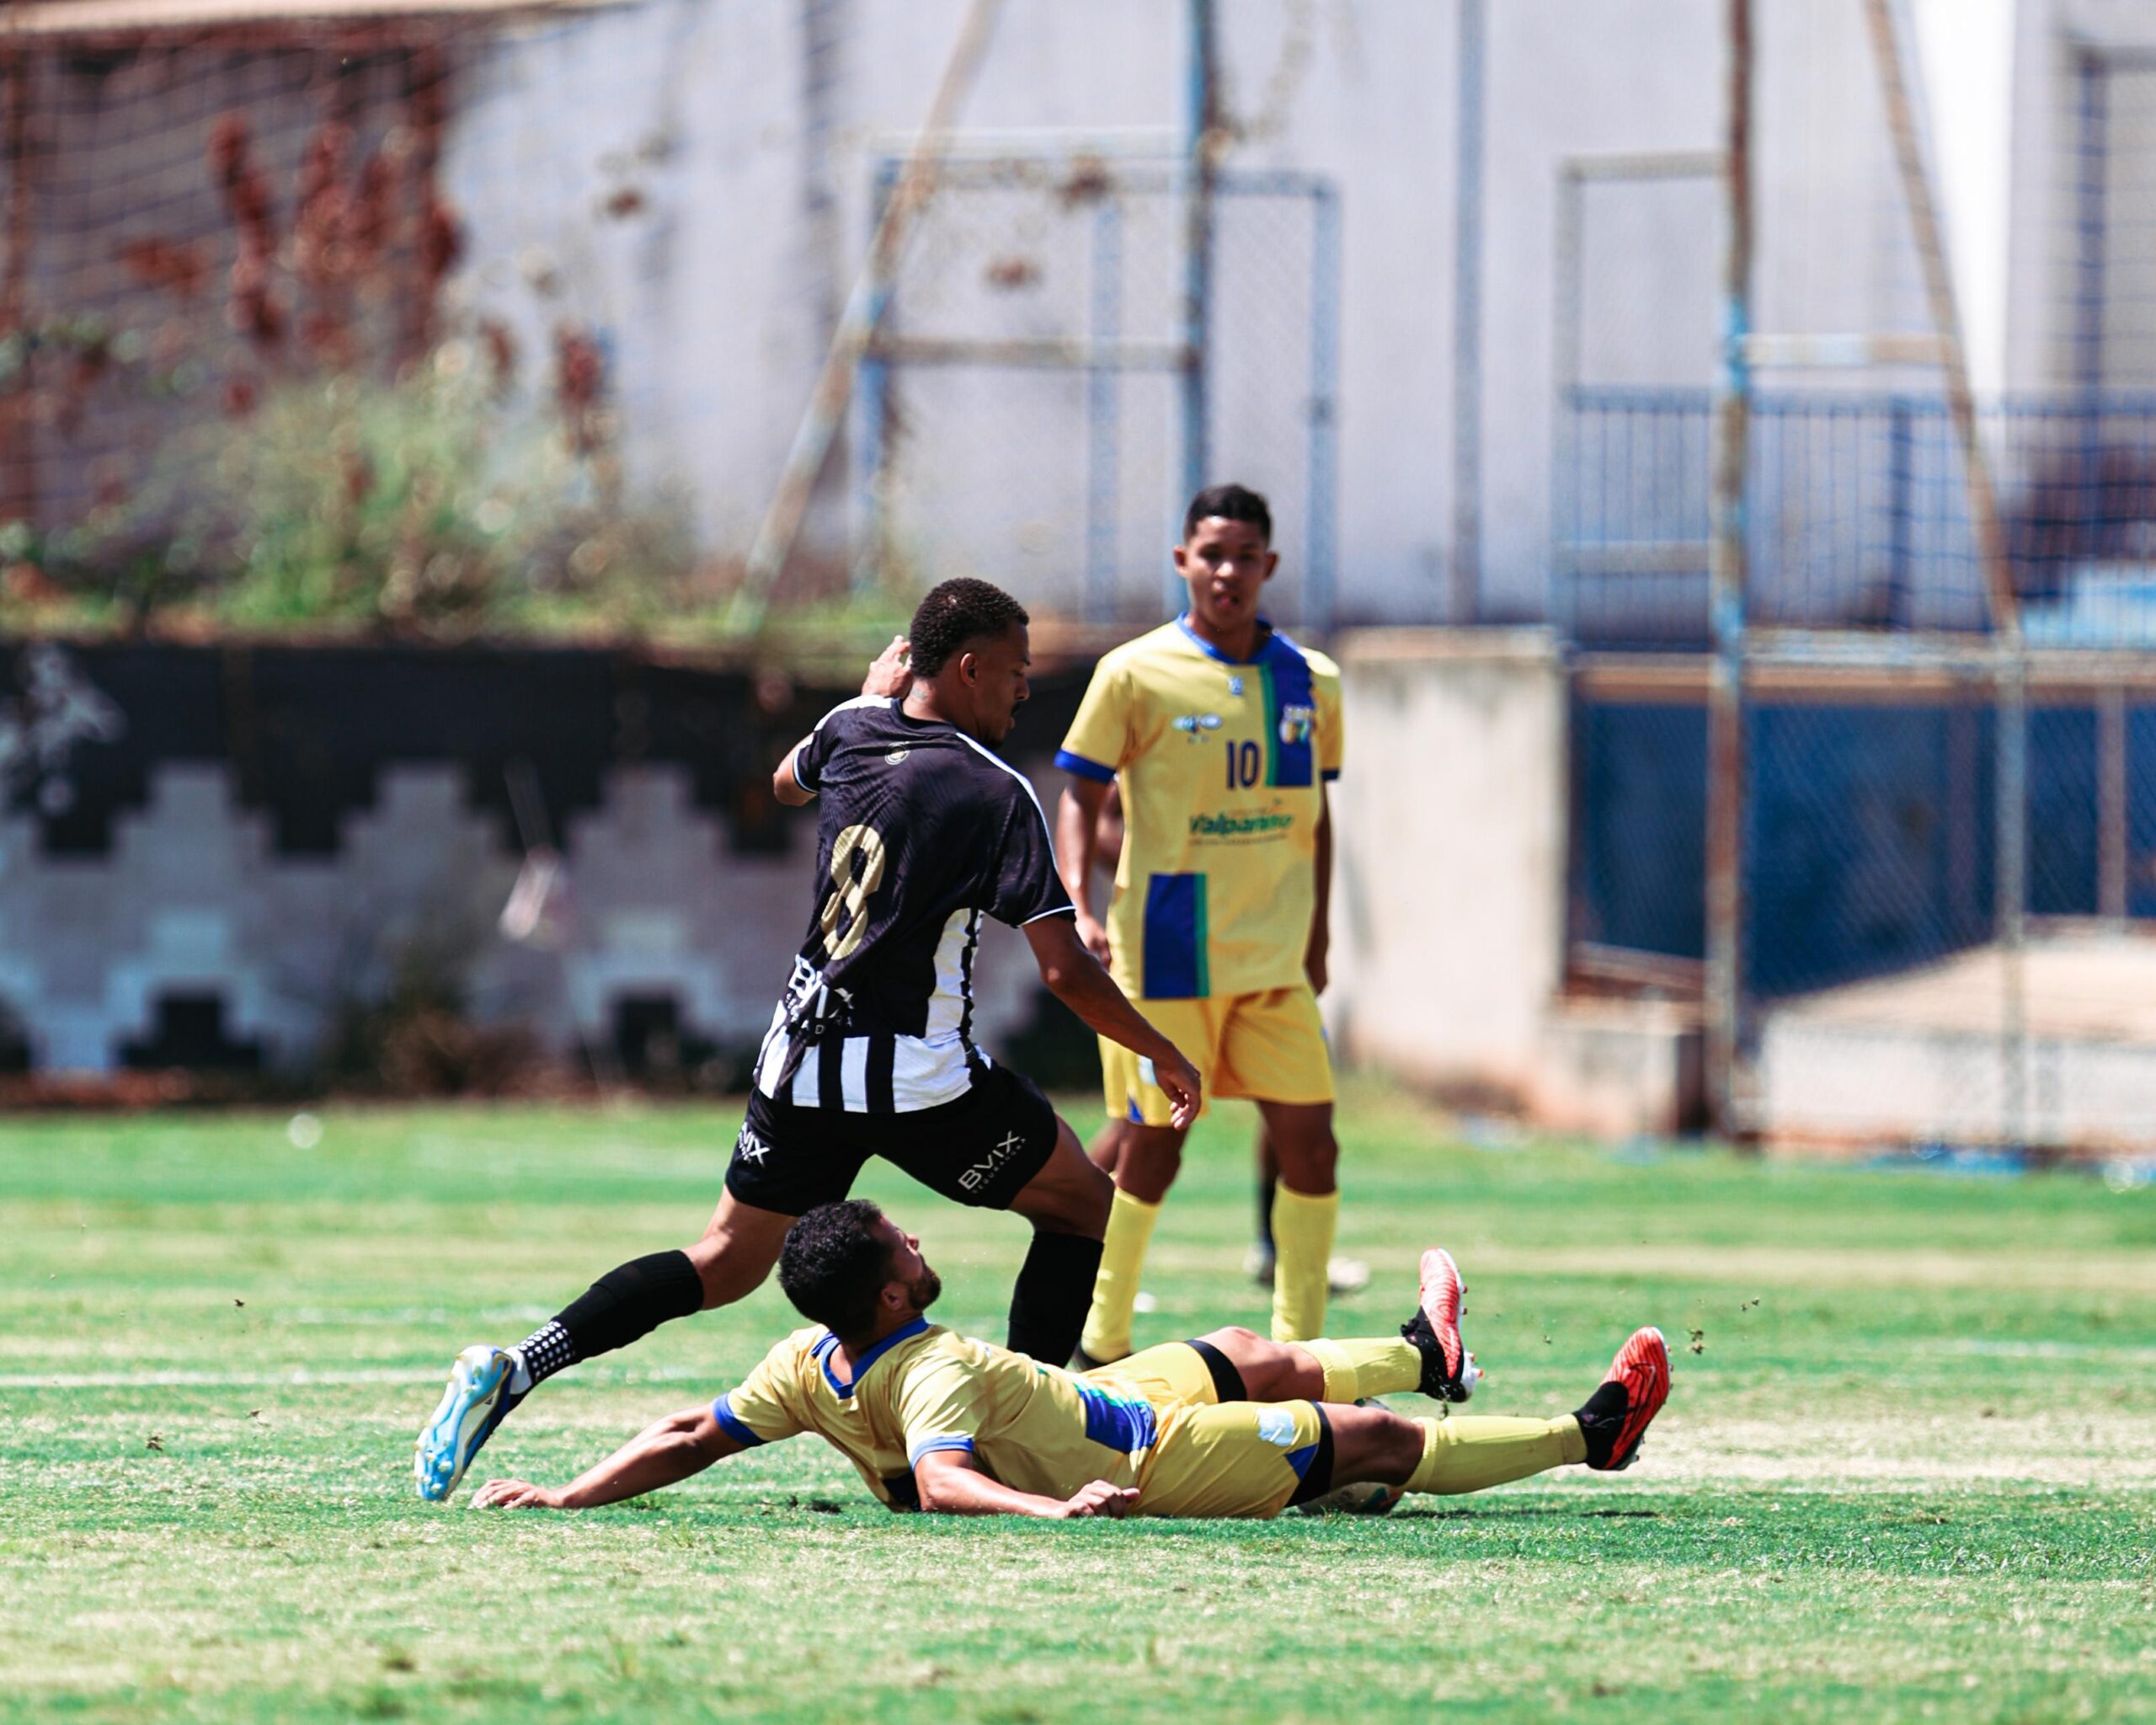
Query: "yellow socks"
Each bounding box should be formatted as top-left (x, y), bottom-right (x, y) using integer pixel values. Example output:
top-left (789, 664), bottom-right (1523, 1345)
top-left (1406, 1414), bottom-right (1586, 1496)
top-left (1079, 1188), bottom-right (1161, 1362)
top-left (1299, 1336), bottom-right (1422, 1402)
top-left (1269, 1186), bottom-right (1338, 1342)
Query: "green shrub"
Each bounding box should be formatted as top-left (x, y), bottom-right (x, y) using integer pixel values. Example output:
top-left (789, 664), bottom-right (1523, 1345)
top-left (20, 339), bottom-right (700, 638)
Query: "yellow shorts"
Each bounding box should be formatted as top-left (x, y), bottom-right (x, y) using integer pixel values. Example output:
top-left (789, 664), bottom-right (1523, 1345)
top-left (1081, 1341), bottom-right (1324, 1519)
top-left (1081, 1340), bottom-right (1221, 1410)
top-left (1101, 984), bottom-right (1334, 1127)
top-left (1137, 1399), bottom-right (1326, 1519)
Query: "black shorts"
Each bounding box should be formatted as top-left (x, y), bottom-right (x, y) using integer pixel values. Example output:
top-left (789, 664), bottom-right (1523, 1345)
top-left (724, 1061), bottom-right (1060, 1216)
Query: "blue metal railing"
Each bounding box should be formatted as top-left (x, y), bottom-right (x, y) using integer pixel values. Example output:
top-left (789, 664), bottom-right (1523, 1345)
top-left (1572, 689), bottom-right (2156, 1000)
top-left (1556, 387), bottom-right (2156, 649)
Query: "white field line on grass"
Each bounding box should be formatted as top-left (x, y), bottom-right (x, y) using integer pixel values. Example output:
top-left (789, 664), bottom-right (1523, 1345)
top-left (0, 1366), bottom-right (721, 1390)
top-left (1923, 1338), bottom-right (2156, 1364)
top-left (1644, 1411), bottom-right (2156, 1489)
top-left (1458, 1244), bottom-right (2156, 1295)
top-left (9, 1337), bottom-right (2153, 1389)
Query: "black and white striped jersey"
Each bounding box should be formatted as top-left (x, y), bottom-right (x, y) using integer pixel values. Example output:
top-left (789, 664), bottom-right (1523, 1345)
top-left (751, 695), bottom-right (1075, 1113)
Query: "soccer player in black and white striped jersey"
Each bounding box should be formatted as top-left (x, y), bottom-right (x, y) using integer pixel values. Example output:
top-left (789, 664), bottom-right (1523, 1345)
top-left (415, 579), bottom-right (1203, 1502)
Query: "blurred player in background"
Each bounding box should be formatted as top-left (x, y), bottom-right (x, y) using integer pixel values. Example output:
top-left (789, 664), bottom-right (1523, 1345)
top-left (415, 578), bottom-right (1202, 1503)
top-left (1086, 780), bottom-right (1367, 1297)
top-left (1054, 483), bottom-right (1349, 1366)
top-left (472, 1199), bottom-right (1671, 1522)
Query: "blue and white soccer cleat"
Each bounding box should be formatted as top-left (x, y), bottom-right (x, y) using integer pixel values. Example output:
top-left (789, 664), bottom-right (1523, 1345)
top-left (414, 1343), bottom-right (521, 1503)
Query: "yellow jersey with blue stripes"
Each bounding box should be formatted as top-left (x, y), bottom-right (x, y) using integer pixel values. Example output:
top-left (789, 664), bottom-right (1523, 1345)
top-left (1056, 617), bottom-right (1342, 1001)
top-left (712, 1319), bottom-right (1168, 1509)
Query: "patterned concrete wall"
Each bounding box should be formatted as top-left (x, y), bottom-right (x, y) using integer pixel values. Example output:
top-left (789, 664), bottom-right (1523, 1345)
top-left (0, 642), bottom-right (1084, 1079)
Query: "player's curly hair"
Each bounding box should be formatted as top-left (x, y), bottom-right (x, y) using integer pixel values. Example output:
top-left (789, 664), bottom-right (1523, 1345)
top-left (777, 1199), bottom-right (894, 1338)
top-left (906, 578), bottom-right (1029, 678)
top-left (1182, 482), bottom-right (1272, 544)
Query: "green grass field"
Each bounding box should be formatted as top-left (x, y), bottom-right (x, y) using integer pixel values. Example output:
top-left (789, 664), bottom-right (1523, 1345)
top-left (3, 1086), bottom-right (2153, 1722)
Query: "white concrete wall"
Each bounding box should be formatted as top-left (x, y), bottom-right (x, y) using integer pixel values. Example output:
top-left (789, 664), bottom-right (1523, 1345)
top-left (1324, 628), bottom-right (1568, 1099)
top-left (435, 0), bottom-right (2038, 627)
top-left (2005, 0), bottom-right (2156, 392)
top-left (429, 1), bottom-right (1525, 622)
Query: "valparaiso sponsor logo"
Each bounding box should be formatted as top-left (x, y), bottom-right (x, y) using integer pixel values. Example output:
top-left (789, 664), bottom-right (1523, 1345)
top-left (1189, 809), bottom-right (1294, 837)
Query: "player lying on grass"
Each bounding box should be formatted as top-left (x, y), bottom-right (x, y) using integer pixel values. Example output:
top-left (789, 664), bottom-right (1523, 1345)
top-left (472, 1199), bottom-right (1670, 1520)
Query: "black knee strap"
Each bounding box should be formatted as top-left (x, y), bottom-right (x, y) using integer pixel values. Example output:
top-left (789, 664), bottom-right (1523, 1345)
top-left (1184, 1338), bottom-right (1249, 1403)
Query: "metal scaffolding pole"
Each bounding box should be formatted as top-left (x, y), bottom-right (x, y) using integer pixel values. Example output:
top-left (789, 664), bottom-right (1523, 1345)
top-left (1452, 0), bottom-right (1484, 624)
top-left (1860, 0), bottom-right (2028, 1146)
top-left (726, 0), bottom-right (1004, 635)
top-left (1175, 0), bottom-right (1218, 614)
top-left (1704, 0), bottom-right (1753, 1139)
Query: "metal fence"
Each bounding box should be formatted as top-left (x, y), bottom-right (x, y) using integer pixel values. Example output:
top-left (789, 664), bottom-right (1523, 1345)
top-left (1557, 373), bottom-right (2156, 1149)
top-left (1571, 661), bottom-right (2156, 1150)
top-left (861, 152), bottom-right (1339, 628)
top-left (1559, 388), bottom-right (2156, 649)
top-left (1550, 6), bottom-right (2156, 1153)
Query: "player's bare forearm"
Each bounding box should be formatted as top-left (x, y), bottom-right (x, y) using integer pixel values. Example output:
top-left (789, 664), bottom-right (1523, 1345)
top-left (475, 1407), bottom-right (738, 1510)
top-left (1027, 918), bottom-right (1167, 1060)
top-left (1024, 916), bottom-right (1200, 1124)
top-left (1305, 788), bottom-right (1332, 993)
top-left (913, 1449), bottom-right (1136, 1519)
top-left (1054, 778), bottom-right (1111, 919)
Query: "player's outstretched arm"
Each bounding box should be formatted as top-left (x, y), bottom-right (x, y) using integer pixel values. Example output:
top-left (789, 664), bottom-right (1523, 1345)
top-left (912, 1447), bottom-right (1136, 1519)
top-left (472, 1406), bottom-right (744, 1510)
top-left (1023, 916), bottom-right (1202, 1128)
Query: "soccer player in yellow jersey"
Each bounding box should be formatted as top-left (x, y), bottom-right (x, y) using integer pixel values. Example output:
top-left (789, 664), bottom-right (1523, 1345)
top-left (1088, 782), bottom-right (1369, 1297)
top-left (472, 1200), bottom-right (1672, 1521)
top-left (1053, 483), bottom-right (1345, 1362)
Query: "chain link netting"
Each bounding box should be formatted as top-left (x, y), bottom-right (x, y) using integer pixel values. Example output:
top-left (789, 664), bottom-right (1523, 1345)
top-left (1573, 677), bottom-right (2156, 1149)
top-left (1558, 2), bottom-right (2156, 1151)
top-left (869, 156), bottom-right (1333, 625)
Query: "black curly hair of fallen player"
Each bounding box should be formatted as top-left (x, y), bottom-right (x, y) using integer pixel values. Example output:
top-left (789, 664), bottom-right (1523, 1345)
top-left (906, 578), bottom-right (1029, 679)
top-left (778, 1199), bottom-right (895, 1338)
top-left (1182, 482), bottom-right (1272, 544)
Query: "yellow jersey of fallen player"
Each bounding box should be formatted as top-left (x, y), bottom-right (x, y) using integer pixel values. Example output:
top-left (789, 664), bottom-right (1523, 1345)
top-left (1056, 617), bottom-right (1343, 1001)
top-left (712, 1319), bottom-right (1173, 1508)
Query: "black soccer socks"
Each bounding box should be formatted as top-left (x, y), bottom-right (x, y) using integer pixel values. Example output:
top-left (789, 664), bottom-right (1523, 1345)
top-left (515, 1249), bottom-right (706, 1390)
top-left (1006, 1230), bottom-right (1106, 1365)
top-left (1572, 1381), bottom-right (1632, 1471)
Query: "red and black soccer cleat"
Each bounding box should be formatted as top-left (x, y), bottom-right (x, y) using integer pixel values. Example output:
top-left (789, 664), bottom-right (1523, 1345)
top-left (1576, 1327), bottom-right (1671, 1471)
